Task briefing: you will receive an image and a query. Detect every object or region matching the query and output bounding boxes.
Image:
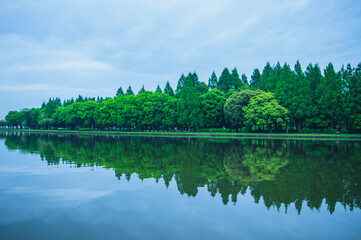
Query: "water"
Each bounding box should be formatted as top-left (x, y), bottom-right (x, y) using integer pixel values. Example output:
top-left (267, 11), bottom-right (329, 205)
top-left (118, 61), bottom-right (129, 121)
top-left (0, 132), bottom-right (360, 239)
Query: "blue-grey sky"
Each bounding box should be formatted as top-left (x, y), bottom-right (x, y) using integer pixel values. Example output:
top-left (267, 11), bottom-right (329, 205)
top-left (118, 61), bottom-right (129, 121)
top-left (0, 0), bottom-right (360, 119)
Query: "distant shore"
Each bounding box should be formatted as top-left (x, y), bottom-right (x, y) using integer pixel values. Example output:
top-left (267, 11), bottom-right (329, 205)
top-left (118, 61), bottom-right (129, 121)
top-left (1, 129), bottom-right (361, 140)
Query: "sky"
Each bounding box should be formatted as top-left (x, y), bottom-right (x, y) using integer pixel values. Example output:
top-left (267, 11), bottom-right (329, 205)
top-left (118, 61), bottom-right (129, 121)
top-left (0, 0), bottom-right (361, 119)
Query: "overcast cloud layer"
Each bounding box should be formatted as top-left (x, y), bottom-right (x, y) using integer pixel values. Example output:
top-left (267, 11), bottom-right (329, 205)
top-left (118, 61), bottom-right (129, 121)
top-left (0, 0), bottom-right (361, 118)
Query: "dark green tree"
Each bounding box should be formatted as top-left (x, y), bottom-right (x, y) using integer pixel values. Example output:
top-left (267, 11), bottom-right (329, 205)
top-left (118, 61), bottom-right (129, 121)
top-left (317, 63), bottom-right (343, 129)
top-left (218, 68), bottom-right (233, 93)
top-left (265, 62), bottom-right (281, 92)
top-left (155, 85), bottom-right (162, 93)
top-left (116, 87), bottom-right (124, 97)
top-left (241, 74), bottom-right (248, 85)
top-left (138, 85), bottom-right (146, 94)
top-left (305, 63), bottom-right (323, 129)
top-left (200, 89), bottom-right (226, 128)
top-left (198, 82), bottom-right (209, 94)
top-left (231, 68), bottom-right (242, 90)
top-left (164, 81), bottom-right (174, 96)
top-left (126, 86), bottom-right (134, 95)
top-left (208, 71), bottom-right (218, 89)
top-left (223, 90), bottom-right (263, 131)
top-left (177, 75), bottom-right (203, 130)
top-left (259, 62), bottom-right (272, 90)
top-left (175, 74), bottom-right (186, 96)
top-left (250, 68), bottom-right (261, 88)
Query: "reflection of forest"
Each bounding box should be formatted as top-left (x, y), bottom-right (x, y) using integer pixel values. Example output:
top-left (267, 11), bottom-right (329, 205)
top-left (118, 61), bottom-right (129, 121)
top-left (1, 132), bottom-right (360, 214)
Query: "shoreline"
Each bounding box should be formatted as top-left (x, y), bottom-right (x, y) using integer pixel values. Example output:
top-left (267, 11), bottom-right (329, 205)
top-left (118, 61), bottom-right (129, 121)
top-left (1, 129), bottom-right (361, 140)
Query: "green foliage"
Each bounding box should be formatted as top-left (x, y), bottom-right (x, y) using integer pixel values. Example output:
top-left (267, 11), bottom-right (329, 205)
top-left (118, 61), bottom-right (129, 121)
top-left (116, 86), bottom-right (124, 96)
top-left (275, 62), bottom-right (311, 131)
top-left (177, 74), bottom-right (203, 130)
top-left (5, 111), bottom-right (22, 127)
top-left (265, 62), bottom-right (281, 92)
top-left (164, 81), bottom-right (174, 96)
top-left (126, 86), bottom-right (134, 95)
top-left (259, 62), bottom-right (272, 90)
top-left (241, 74), bottom-right (248, 85)
top-left (250, 68), bottom-right (261, 88)
top-left (243, 92), bottom-right (289, 132)
top-left (200, 89), bottom-right (226, 128)
top-left (218, 68), bottom-right (233, 93)
top-left (155, 85), bottom-right (162, 93)
top-left (224, 90), bottom-right (263, 130)
top-left (4, 61), bottom-right (361, 133)
top-left (208, 71), bottom-right (218, 89)
top-left (138, 85), bottom-right (146, 94)
top-left (317, 63), bottom-right (343, 129)
top-left (231, 68), bottom-right (241, 90)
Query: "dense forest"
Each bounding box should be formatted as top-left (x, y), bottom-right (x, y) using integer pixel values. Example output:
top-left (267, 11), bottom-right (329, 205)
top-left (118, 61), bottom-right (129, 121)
top-left (1, 132), bottom-right (360, 214)
top-left (2, 61), bottom-right (361, 133)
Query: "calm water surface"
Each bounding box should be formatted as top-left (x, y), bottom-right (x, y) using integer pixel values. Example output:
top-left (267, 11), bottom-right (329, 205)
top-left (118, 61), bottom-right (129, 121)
top-left (0, 132), bottom-right (360, 239)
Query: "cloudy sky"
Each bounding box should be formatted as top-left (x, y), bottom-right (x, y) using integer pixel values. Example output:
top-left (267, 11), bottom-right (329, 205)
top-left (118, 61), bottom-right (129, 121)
top-left (0, 0), bottom-right (360, 119)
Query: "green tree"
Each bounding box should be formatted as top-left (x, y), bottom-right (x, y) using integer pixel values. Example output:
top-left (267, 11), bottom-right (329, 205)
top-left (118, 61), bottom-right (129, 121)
top-left (208, 71), bottom-right (218, 89)
top-left (250, 68), bottom-right (261, 88)
top-left (138, 85), bottom-right (146, 94)
top-left (164, 81), bottom-right (174, 96)
top-left (223, 90), bottom-right (263, 131)
top-left (241, 74), bottom-right (248, 85)
top-left (243, 92), bottom-right (289, 132)
top-left (175, 74), bottom-right (186, 96)
top-left (177, 75), bottom-right (203, 130)
top-left (116, 86), bottom-right (124, 97)
top-left (155, 85), bottom-right (162, 93)
top-left (317, 63), bottom-right (343, 129)
top-left (231, 68), bottom-right (241, 90)
top-left (198, 82), bottom-right (209, 94)
top-left (200, 89), bottom-right (226, 128)
top-left (275, 62), bottom-right (311, 132)
top-left (126, 86), bottom-right (134, 95)
top-left (218, 68), bottom-right (233, 93)
top-left (259, 62), bottom-right (272, 90)
top-left (162, 94), bottom-right (178, 130)
top-left (341, 63), bottom-right (361, 132)
top-left (5, 111), bottom-right (22, 128)
top-left (265, 62), bottom-right (281, 92)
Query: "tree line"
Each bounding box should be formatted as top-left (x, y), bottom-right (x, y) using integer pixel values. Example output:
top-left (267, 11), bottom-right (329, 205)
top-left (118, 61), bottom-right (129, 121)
top-left (3, 61), bottom-right (361, 133)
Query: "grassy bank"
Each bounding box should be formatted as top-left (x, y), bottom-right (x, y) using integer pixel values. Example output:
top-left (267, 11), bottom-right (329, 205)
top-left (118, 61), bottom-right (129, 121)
top-left (1, 128), bottom-right (361, 140)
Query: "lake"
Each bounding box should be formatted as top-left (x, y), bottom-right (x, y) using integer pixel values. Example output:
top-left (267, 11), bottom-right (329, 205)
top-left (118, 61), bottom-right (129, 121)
top-left (0, 132), bottom-right (360, 239)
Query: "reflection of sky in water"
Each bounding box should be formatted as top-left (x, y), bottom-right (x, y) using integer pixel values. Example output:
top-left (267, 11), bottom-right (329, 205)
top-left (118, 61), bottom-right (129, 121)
top-left (0, 141), bottom-right (361, 240)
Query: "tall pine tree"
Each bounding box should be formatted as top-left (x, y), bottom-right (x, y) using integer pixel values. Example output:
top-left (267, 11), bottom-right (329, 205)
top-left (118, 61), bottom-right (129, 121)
top-left (250, 68), bottom-right (261, 88)
top-left (218, 68), bottom-right (233, 93)
top-left (317, 63), bottom-right (343, 129)
top-left (231, 68), bottom-right (241, 90)
top-left (164, 81), bottom-right (174, 96)
top-left (208, 71), bottom-right (218, 89)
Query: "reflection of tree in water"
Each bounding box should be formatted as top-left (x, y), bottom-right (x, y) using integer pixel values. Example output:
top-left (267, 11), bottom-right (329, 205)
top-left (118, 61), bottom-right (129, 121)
top-left (1, 132), bottom-right (361, 214)
top-left (224, 140), bottom-right (290, 182)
